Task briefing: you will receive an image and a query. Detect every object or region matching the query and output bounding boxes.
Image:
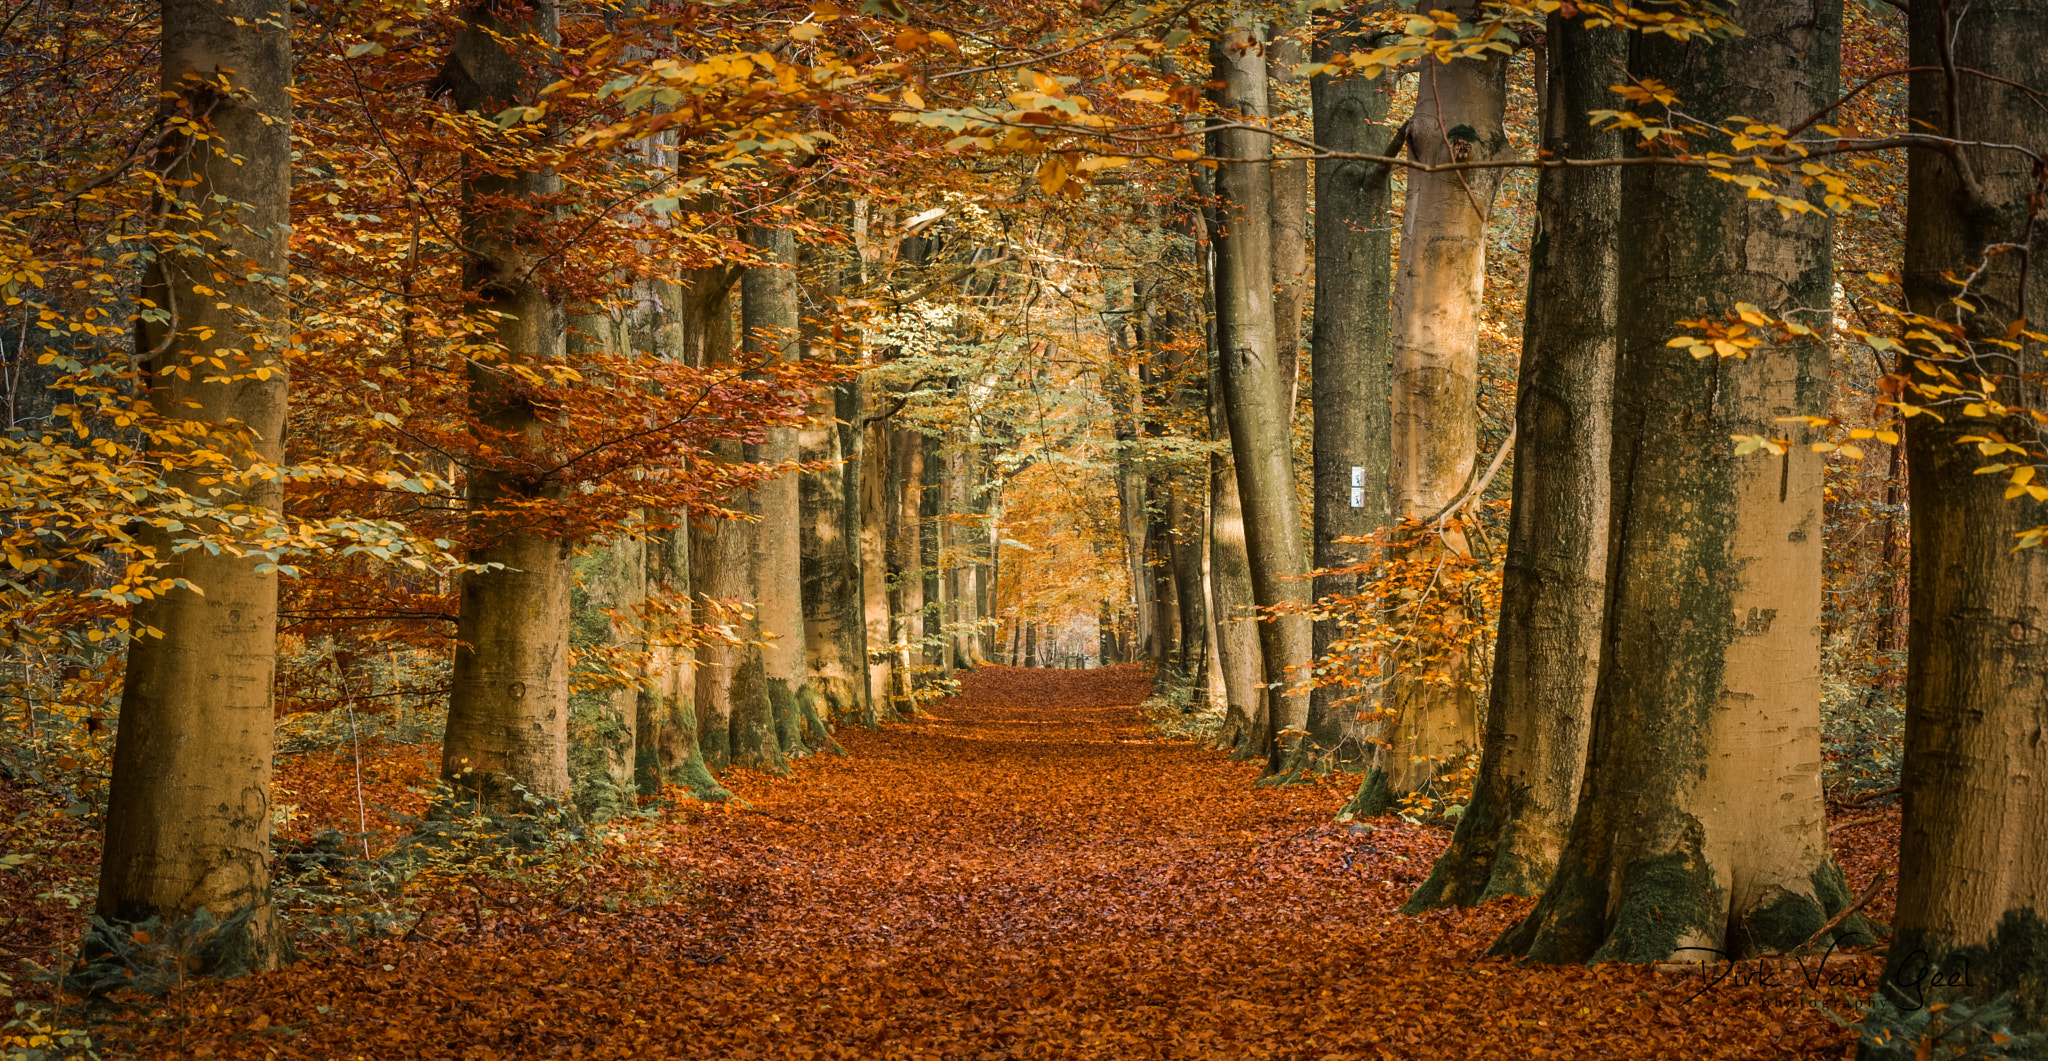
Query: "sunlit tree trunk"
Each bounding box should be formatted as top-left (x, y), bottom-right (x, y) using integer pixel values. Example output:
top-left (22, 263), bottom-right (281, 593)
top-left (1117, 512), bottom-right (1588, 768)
top-left (1500, 0), bottom-right (1868, 963)
top-left (1407, 16), bottom-right (1616, 909)
top-left (1353, 4), bottom-right (1508, 811)
top-left (1209, 22), bottom-right (1314, 777)
top-left (440, 0), bottom-right (576, 813)
top-left (1195, 179), bottom-right (1266, 754)
top-left (859, 380), bottom-right (896, 719)
top-left (98, 0), bottom-right (292, 969)
top-left (887, 422), bottom-right (924, 712)
top-left (735, 224), bottom-right (802, 772)
top-left (1884, 0), bottom-right (2048, 1025)
top-left (1307, 10), bottom-right (1395, 770)
top-left (800, 242), bottom-right (868, 728)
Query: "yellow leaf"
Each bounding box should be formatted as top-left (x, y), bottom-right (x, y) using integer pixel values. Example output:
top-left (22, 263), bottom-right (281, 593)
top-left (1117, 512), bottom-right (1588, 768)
top-left (791, 23), bottom-right (823, 40)
top-left (1119, 89), bottom-right (1170, 103)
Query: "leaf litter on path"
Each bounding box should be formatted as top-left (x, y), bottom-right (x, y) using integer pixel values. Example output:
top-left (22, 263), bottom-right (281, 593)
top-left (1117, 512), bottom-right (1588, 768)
top-left (79, 664), bottom-right (1879, 1059)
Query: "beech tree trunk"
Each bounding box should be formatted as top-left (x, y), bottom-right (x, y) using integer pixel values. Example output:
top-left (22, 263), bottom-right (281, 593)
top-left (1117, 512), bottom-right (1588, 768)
top-left (98, 0), bottom-right (292, 969)
top-left (1884, 0), bottom-right (2048, 1026)
top-left (440, 0), bottom-right (576, 813)
top-left (1200, 195), bottom-right (1267, 756)
top-left (920, 433), bottom-right (949, 679)
top-left (1266, 22), bottom-right (1309, 415)
top-left (1355, 4), bottom-right (1508, 810)
top-left (647, 521), bottom-right (727, 800)
top-left (1407, 16), bottom-right (1617, 910)
top-left (737, 224), bottom-right (805, 771)
top-left (887, 423), bottom-right (924, 712)
top-left (1307, 11), bottom-right (1395, 770)
top-left (1209, 23), bottom-right (1314, 777)
top-left (690, 273), bottom-right (749, 774)
top-left (800, 260), bottom-right (868, 727)
top-left (572, 534), bottom-right (646, 816)
top-left (1499, 0), bottom-right (1869, 963)
top-left (859, 380), bottom-right (896, 718)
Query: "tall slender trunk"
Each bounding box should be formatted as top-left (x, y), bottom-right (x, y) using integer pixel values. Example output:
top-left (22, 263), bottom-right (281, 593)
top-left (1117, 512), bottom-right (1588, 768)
top-left (98, 0), bottom-right (293, 970)
top-left (1356, 4), bottom-right (1509, 810)
top-left (737, 224), bottom-right (804, 771)
top-left (1198, 185), bottom-right (1267, 754)
top-left (647, 521), bottom-right (727, 800)
top-left (1266, 21), bottom-right (1309, 416)
top-left (1884, 0), bottom-right (2048, 1026)
top-left (1307, 10), bottom-right (1395, 770)
top-left (571, 534), bottom-right (646, 816)
top-left (1500, 0), bottom-right (1866, 963)
top-left (920, 433), bottom-right (949, 679)
top-left (1209, 23), bottom-right (1314, 777)
top-left (887, 423), bottom-right (924, 712)
top-left (800, 250), bottom-right (867, 727)
top-left (859, 382), bottom-right (896, 718)
top-left (690, 274), bottom-right (747, 774)
top-left (440, 0), bottom-right (576, 813)
top-left (1407, 15), bottom-right (1617, 910)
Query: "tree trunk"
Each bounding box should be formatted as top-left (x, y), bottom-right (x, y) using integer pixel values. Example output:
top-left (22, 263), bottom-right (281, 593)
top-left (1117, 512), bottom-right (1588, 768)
top-left (920, 433), bottom-right (949, 679)
top-left (690, 274), bottom-right (747, 775)
top-left (1307, 11), bottom-right (1395, 770)
top-left (888, 423), bottom-right (924, 712)
top-left (1206, 276), bottom-right (1267, 756)
top-left (570, 534), bottom-right (646, 818)
top-left (1884, 0), bottom-right (2048, 1026)
top-left (1357, 4), bottom-right (1509, 809)
top-left (1499, 0), bottom-right (1868, 963)
top-left (647, 522), bottom-right (728, 800)
top-left (98, 0), bottom-right (292, 970)
top-left (1407, 15), bottom-right (1617, 910)
top-left (737, 224), bottom-right (804, 771)
top-left (1266, 21), bottom-right (1309, 416)
top-left (801, 299), bottom-right (868, 729)
top-left (1209, 22), bottom-right (1314, 778)
top-left (859, 381), bottom-right (896, 719)
top-left (440, 0), bottom-right (576, 813)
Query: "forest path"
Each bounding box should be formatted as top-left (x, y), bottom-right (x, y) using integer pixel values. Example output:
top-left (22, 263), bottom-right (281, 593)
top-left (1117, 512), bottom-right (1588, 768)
top-left (109, 665), bottom-right (1866, 1060)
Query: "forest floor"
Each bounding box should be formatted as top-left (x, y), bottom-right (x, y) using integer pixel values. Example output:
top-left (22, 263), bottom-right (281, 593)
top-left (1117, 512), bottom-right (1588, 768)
top-left (11, 664), bottom-right (1903, 1059)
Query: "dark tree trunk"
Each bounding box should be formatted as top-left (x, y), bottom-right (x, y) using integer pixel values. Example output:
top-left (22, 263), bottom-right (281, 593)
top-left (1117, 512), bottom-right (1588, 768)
top-left (1883, 0), bottom-right (2048, 1029)
top-left (1407, 14), bottom-right (1618, 911)
top-left (1307, 10), bottom-right (1395, 770)
top-left (1500, 0), bottom-right (1869, 964)
top-left (1209, 22), bottom-right (1314, 778)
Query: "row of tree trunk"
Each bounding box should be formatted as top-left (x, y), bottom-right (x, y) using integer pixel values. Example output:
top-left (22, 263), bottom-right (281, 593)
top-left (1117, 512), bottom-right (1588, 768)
top-left (94, 0), bottom-right (1002, 972)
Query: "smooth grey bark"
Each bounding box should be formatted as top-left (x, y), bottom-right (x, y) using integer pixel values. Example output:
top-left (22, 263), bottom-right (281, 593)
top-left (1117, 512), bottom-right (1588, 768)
top-left (886, 422), bottom-right (924, 713)
top-left (736, 225), bottom-right (803, 772)
top-left (800, 245), bottom-right (868, 728)
top-left (1307, 10), bottom-right (1396, 770)
top-left (1209, 23), bottom-right (1314, 778)
top-left (1884, 0), bottom-right (2048, 1029)
top-left (1266, 22), bottom-right (1310, 416)
top-left (1500, 0), bottom-right (1869, 964)
top-left (859, 378), bottom-right (897, 719)
top-left (1355, 1), bottom-right (1510, 811)
top-left (1407, 15), bottom-right (1618, 911)
top-left (689, 273), bottom-right (748, 775)
top-left (439, 0), bottom-right (577, 813)
top-left (1194, 174), bottom-right (1267, 754)
top-left (98, 0), bottom-right (293, 970)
